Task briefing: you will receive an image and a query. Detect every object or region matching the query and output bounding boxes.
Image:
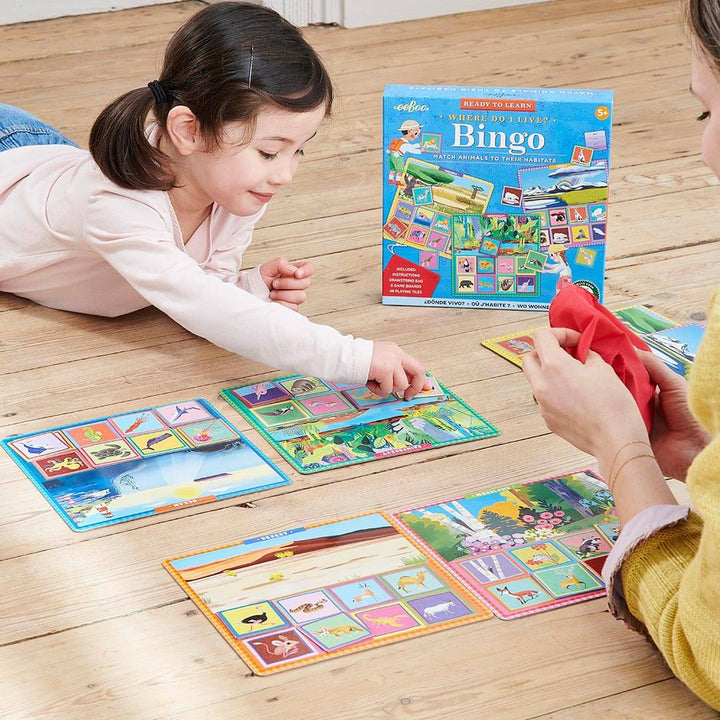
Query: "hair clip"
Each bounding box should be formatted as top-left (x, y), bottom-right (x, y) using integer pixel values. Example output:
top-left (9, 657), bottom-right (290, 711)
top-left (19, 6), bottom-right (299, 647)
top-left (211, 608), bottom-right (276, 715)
top-left (248, 45), bottom-right (254, 89)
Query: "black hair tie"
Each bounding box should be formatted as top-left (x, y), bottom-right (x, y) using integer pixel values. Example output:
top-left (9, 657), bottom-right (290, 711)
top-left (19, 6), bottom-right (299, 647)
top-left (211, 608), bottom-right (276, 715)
top-left (148, 80), bottom-right (169, 104)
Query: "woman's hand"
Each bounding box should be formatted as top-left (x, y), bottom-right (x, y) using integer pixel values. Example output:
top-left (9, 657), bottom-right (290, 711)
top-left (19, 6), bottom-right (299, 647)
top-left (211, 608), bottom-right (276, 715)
top-left (259, 257), bottom-right (314, 311)
top-left (367, 341), bottom-right (429, 400)
top-left (639, 349), bottom-right (710, 481)
top-left (523, 328), bottom-right (649, 460)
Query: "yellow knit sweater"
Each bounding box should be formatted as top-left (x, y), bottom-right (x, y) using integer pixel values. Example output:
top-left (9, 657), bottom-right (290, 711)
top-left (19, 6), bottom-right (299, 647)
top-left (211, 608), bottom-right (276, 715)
top-left (621, 290), bottom-right (720, 710)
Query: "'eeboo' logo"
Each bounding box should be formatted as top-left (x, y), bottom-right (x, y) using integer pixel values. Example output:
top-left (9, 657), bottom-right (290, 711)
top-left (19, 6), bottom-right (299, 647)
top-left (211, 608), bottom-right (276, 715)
top-left (393, 100), bottom-right (429, 112)
top-left (460, 98), bottom-right (536, 112)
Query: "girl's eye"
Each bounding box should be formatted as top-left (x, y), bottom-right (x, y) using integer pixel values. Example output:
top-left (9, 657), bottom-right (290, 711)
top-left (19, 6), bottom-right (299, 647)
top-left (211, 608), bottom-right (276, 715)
top-left (296, 149), bottom-right (305, 157)
top-left (259, 151), bottom-right (278, 160)
top-left (697, 111), bottom-right (710, 122)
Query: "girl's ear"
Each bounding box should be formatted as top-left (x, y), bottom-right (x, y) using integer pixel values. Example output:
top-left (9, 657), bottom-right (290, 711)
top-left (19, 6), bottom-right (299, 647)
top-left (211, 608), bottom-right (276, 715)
top-left (164, 106), bottom-right (202, 156)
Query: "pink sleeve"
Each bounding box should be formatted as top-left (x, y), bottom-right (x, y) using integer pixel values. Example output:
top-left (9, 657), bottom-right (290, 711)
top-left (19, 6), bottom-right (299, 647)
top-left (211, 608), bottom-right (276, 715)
top-left (82, 190), bottom-right (373, 384)
top-left (602, 504), bottom-right (691, 631)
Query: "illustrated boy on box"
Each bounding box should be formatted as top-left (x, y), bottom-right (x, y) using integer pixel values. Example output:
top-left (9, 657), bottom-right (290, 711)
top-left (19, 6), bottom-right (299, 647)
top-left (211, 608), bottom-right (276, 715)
top-left (387, 119), bottom-right (423, 185)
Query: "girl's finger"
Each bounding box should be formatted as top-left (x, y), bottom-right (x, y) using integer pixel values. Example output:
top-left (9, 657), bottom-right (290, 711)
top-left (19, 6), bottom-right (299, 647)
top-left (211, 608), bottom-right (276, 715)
top-left (375, 371), bottom-right (394, 397)
top-left (272, 276), bottom-right (311, 291)
top-left (273, 300), bottom-right (299, 311)
top-left (531, 328), bottom-right (567, 361)
top-left (547, 327), bottom-right (583, 348)
top-left (392, 364), bottom-right (409, 396)
top-left (275, 256), bottom-right (297, 276)
top-left (583, 348), bottom-right (608, 365)
top-left (270, 289), bottom-right (307, 305)
top-left (293, 260), bottom-right (315, 279)
top-left (366, 379), bottom-right (383, 397)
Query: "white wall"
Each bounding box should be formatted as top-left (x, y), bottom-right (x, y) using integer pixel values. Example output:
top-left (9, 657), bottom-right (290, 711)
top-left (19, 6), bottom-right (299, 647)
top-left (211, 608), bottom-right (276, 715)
top-left (0, 0), bottom-right (176, 26)
top-left (263, 0), bottom-right (550, 27)
top-left (0, 0), bottom-right (550, 27)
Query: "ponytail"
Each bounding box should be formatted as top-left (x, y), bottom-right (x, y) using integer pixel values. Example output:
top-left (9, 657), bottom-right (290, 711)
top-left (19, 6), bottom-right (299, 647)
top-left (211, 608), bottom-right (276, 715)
top-left (89, 87), bottom-right (175, 191)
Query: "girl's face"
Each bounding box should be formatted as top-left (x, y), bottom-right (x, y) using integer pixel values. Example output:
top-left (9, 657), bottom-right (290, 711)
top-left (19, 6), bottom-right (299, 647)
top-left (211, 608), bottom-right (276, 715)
top-left (183, 105), bottom-right (326, 216)
top-left (691, 51), bottom-right (720, 179)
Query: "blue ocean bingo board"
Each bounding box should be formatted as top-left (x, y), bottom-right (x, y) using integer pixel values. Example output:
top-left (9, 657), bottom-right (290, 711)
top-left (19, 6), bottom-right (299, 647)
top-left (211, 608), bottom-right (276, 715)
top-left (2, 399), bottom-right (290, 531)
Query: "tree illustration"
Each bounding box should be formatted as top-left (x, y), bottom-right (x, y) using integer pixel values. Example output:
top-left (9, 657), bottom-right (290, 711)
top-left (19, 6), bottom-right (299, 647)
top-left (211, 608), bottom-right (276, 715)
top-left (399, 513), bottom-right (464, 562)
top-left (543, 478), bottom-right (595, 518)
top-left (480, 509), bottom-right (524, 536)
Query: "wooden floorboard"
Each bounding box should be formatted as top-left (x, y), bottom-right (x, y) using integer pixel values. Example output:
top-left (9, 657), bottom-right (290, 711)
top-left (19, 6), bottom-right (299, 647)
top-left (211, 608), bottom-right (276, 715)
top-left (0, 0), bottom-right (717, 717)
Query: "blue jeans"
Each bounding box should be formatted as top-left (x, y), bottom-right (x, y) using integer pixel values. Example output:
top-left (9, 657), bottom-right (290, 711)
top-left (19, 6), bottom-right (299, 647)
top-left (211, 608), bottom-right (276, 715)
top-left (0, 104), bottom-right (77, 152)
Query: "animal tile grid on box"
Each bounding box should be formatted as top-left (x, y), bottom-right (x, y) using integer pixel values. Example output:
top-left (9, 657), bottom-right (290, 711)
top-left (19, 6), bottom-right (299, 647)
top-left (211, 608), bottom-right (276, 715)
top-left (451, 213), bottom-right (542, 298)
top-left (382, 85), bottom-right (613, 309)
top-left (164, 469), bottom-right (616, 673)
top-left (392, 470), bottom-right (615, 620)
top-left (1, 399), bottom-right (290, 531)
top-left (481, 304), bottom-right (704, 378)
top-left (220, 374), bottom-right (499, 474)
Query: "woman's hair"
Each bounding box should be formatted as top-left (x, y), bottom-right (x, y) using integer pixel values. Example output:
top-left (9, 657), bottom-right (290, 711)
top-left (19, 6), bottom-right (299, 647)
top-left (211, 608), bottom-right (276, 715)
top-left (685, 0), bottom-right (720, 74)
top-left (89, 2), bottom-right (333, 190)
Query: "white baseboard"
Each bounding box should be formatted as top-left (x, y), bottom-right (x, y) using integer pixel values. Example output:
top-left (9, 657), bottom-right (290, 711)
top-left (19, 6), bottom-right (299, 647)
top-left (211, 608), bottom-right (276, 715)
top-left (342, 0), bottom-right (551, 27)
top-left (263, 0), bottom-right (551, 27)
top-left (0, 0), bottom-right (551, 28)
top-left (0, 0), bottom-right (177, 26)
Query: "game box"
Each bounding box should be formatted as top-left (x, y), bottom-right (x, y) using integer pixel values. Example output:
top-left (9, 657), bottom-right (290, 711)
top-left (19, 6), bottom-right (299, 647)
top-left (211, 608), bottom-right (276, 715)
top-left (382, 85), bottom-right (613, 309)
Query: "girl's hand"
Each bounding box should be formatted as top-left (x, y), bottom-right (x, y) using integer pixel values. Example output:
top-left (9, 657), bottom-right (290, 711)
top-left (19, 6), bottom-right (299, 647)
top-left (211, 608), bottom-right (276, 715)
top-left (523, 328), bottom-right (649, 460)
top-left (367, 341), bottom-right (429, 400)
top-left (259, 257), bottom-right (314, 311)
top-left (639, 349), bottom-right (710, 481)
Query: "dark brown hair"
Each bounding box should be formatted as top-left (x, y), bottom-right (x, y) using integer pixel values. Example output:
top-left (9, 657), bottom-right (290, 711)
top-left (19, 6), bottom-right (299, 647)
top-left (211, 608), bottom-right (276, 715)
top-left (685, 0), bottom-right (720, 72)
top-left (89, 2), bottom-right (333, 190)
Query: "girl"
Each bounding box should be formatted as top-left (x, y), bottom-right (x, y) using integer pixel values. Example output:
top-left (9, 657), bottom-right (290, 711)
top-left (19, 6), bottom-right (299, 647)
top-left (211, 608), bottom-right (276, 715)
top-left (523, 0), bottom-right (720, 708)
top-left (0, 2), bottom-right (426, 399)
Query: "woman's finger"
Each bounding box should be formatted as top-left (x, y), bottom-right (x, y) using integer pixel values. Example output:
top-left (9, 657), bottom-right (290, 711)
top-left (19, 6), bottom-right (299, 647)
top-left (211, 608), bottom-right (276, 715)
top-left (638, 349), bottom-right (687, 390)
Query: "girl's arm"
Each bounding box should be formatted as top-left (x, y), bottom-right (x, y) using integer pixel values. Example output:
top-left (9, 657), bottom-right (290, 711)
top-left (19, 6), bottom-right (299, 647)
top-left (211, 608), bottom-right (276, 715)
top-left (83, 192), bottom-right (372, 384)
top-left (188, 205), bottom-right (271, 295)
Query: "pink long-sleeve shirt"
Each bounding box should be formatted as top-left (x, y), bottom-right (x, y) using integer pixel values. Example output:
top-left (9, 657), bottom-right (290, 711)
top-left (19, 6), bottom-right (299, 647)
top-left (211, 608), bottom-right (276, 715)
top-left (0, 143), bottom-right (373, 383)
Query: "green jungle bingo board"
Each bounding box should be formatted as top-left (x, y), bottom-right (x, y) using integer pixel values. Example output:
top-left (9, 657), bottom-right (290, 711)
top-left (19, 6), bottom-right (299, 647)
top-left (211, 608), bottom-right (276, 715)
top-left (220, 374), bottom-right (499, 474)
top-left (2, 399), bottom-right (290, 531)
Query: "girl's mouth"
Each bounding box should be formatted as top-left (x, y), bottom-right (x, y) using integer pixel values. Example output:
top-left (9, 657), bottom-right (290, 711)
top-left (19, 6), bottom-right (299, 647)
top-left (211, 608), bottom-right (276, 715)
top-left (249, 191), bottom-right (274, 203)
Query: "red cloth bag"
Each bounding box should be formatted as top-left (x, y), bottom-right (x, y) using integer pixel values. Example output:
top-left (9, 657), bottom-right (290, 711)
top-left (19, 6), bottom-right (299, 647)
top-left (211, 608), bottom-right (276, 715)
top-left (548, 285), bottom-right (656, 432)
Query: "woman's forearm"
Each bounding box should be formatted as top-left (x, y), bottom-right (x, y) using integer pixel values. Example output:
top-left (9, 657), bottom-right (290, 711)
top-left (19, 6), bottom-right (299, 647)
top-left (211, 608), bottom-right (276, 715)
top-left (597, 444), bottom-right (677, 526)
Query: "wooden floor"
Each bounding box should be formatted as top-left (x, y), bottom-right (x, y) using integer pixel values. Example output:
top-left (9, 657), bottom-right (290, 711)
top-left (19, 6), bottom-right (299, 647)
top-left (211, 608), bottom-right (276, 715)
top-left (1, 1), bottom-right (718, 717)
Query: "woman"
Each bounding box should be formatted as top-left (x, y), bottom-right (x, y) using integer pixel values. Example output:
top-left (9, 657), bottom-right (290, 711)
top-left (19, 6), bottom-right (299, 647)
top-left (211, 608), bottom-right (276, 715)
top-left (523, 0), bottom-right (720, 708)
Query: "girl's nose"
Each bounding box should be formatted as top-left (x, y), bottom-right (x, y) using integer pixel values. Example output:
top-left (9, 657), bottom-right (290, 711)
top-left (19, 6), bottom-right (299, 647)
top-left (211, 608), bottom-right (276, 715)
top-left (270, 159), bottom-right (295, 186)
